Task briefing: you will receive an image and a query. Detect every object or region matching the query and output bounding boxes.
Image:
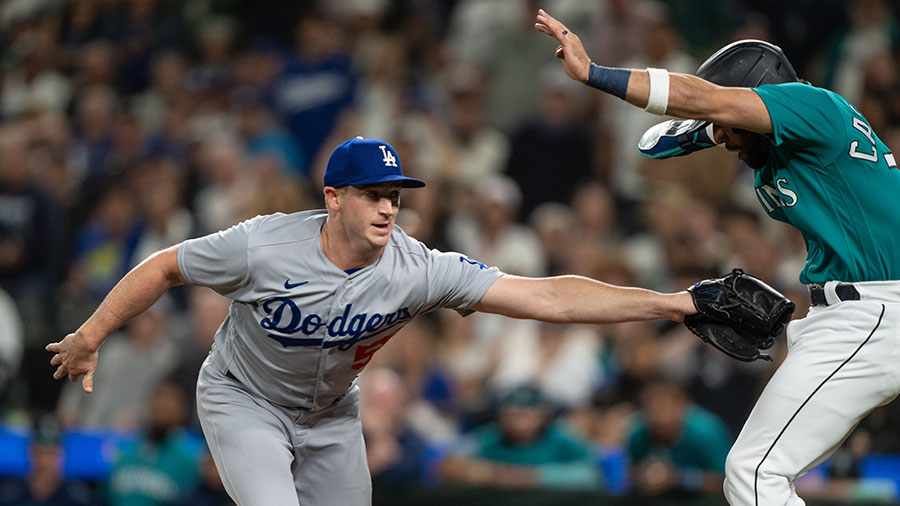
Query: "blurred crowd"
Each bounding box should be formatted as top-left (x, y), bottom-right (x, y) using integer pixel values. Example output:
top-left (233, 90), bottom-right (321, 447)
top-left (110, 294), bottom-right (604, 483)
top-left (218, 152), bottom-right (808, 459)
top-left (3, 0), bottom-right (900, 504)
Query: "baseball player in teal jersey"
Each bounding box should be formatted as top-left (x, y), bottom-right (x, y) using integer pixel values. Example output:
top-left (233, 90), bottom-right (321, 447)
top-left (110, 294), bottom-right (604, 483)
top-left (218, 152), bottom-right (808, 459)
top-left (538, 8), bottom-right (900, 506)
top-left (46, 136), bottom-right (698, 505)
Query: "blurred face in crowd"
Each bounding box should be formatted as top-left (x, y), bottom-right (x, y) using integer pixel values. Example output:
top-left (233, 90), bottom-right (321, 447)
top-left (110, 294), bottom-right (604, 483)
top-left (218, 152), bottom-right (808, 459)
top-left (642, 382), bottom-right (688, 446)
top-left (147, 383), bottom-right (187, 441)
top-left (0, 134), bottom-right (31, 188)
top-left (326, 183), bottom-right (401, 253)
top-left (30, 444), bottom-right (62, 478)
top-left (499, 405), bottom-right (549, 445)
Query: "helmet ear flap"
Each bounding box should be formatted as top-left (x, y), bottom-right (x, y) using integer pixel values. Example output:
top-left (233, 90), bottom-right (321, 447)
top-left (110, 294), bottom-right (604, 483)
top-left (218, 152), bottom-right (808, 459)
top-left (697, 39), bottom-right (800, 88)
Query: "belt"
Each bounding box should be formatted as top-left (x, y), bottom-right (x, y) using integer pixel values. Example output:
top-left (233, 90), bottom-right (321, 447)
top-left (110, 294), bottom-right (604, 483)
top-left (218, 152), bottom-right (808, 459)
top-left (809, 283), bottom-right (861, 306)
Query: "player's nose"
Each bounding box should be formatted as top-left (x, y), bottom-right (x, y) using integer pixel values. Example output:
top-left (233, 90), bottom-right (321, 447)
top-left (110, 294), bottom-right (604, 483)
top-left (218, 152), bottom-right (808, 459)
top-left (712, 124), bottom-right (728, 145)
top-left (378, 197), bottom-right (395, 216)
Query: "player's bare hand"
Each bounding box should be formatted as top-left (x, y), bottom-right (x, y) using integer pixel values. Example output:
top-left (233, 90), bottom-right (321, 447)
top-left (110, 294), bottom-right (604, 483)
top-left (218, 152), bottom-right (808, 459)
top-left (534, 9), bottom-right (590, 83)
top-left (46, 332), bottom-right (99, 393)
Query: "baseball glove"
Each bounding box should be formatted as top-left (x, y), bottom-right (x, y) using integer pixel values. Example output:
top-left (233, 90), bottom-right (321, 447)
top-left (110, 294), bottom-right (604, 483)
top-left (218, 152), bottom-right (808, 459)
top-left (684, 268), bottom-right (795, 362)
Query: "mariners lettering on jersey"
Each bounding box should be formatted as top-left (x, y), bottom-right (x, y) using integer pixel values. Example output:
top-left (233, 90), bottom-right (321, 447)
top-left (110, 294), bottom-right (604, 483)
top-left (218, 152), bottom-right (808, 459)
top-left (259, 298), bottom-right (412, 348)
top-left (755, 177), bottom-right (798, 213)
top-left (379, 145), bottom-right (398, 167)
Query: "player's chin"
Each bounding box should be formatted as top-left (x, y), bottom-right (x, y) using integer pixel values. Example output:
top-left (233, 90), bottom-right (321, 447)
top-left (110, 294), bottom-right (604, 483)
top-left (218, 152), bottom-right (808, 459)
top-left (368, 225), bottom-right (392, 245)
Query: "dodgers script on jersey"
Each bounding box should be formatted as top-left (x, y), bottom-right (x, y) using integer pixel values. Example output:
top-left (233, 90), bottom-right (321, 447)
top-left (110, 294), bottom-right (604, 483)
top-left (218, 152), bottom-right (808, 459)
top-left (178, 210), bottom-right (502, 410)
top-left (752, 82), bottom-right (900, 284)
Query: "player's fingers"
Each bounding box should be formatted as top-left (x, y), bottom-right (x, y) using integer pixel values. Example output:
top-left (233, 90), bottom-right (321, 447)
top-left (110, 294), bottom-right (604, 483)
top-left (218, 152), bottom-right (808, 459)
top-left (53, 365), bottom-right (68, 380)
top-left (82, 371), bottom-right (94, 393)
top-left (50, 354), bottom-right (62, 366)
top-left (68, 370), bottom-right (82, 382)
top-left (45, 342), bottom-right (59, 352)
top-left (535, 22), bottom-right (553, 37)
top-left (536, 9), bottom-right (567, 38)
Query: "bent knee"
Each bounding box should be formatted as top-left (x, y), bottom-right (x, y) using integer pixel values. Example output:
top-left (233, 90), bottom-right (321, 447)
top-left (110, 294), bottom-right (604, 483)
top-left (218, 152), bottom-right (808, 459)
top-left (724, 447), bottom-right (799, 506)
top-left (723, 444), bottom-right (763, 503)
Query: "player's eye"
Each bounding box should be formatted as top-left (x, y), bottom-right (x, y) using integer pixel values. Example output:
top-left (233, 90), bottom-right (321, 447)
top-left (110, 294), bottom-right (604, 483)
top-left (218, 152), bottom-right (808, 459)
top-left (366, 192), bottom-right (379, 200)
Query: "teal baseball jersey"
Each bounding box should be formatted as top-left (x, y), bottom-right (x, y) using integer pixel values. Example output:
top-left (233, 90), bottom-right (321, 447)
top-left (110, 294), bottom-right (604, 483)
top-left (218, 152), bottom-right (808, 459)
top-left (752, 82), bottom-right (900, 284)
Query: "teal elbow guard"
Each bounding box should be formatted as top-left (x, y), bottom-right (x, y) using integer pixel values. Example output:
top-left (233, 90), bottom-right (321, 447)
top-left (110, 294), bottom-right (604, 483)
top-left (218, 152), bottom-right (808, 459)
top-left (638, 119), bottom-right (717, 159)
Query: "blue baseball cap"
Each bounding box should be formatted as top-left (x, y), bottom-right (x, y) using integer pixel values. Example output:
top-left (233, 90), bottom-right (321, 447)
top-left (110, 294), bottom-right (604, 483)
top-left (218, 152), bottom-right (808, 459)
top-left (323, 137), bottom-right (426, 189)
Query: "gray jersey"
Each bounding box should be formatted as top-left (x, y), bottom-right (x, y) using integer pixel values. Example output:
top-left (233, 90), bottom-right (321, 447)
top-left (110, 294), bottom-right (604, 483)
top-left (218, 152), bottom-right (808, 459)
top-left (178, 209), bottom-right (503, 409)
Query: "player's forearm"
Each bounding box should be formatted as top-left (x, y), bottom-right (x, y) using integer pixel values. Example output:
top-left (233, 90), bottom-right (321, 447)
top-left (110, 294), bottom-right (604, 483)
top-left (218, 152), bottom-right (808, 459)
top-left (544, 276), bottom-right (694, 324)
top-left (624, 71), bottom-right (717, 119)
top-left (76, 246), bottom-right (184, 348)
top-left (606, 68), bottom-right (771, 132)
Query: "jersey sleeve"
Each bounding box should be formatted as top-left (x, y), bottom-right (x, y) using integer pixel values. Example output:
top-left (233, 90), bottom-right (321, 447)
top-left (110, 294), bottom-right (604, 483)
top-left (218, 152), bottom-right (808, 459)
top-left (753, 82), bottom-right (844, 165)
top-left (423, 250), bottom-right (504, 316)
top-left (177, 217), bottom-right (262, 297)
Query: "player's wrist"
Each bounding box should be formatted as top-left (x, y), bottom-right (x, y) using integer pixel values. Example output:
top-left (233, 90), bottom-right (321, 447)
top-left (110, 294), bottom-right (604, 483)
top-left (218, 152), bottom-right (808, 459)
top-left (72, 328), bottom-right (104, 352)
top-left (587, 63), bottom-right (630, 99)
top-left (667, 291), bottom-right (697, 322)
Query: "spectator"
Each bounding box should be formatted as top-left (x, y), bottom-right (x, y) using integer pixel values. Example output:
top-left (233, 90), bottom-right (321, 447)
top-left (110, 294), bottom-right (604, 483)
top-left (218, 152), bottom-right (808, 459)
top-left (822, 0), bottom-right (898, 104)
top-left (69, 85), bottom-right (121, 189)
top-left (603, 4), bottom-right (696, 203)
top-left (464, 1), bottom-right (560, 133)
top-left (434, 64), bottom-right (510, 188)
top-left (359, 368), bottom-right (429, 492)
top-left (0, 287), bottom-right (23, 415)
top-left (105, 381), bottom-right (200, 506)
top-left (130, 160), bottom-right (194, 268)
top-left (439, 385), bottom-right (603, 491)
top-left (528, 202), bottom-right (577, 276)
top-left (505, 67), bottom-right (593, 221)
top-left (1, 25), bottom-right (72, 119)
top-left (585, 0), bottom-right (663, 67)
top-left (232, 86), bottom-right (305, 178)
top-left (56, 298), bottom-right (177, 429)
top-left (488, 322), bottom-right (603, 410)
top-left (626, 378), bottom-right (732, 496)
top-left (0, 416), bottom-right (94, 506)
top-left (176, 452), bottom-right (233, 506)
top-left (272, 8), bottom-right (357, 173)
top-left (71, 183), bottom-right (142, 304)
top-left (192, 137), bottom-right (253, 233)
top-left (131, 52), bottom-right (188, 137)
top-left (167, 287), bottom-right (231, 428)
top-left (0, 130), bottom-right (63, 299)
top-left (447, 174), bottom-right (546, 277)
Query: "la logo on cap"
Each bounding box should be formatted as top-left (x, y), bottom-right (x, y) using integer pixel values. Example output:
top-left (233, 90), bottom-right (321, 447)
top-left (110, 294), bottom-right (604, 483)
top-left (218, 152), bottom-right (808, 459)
top-left (379, 145), bottom-right (398, 167)
top-left (322, 137), bottom-right (426, 189)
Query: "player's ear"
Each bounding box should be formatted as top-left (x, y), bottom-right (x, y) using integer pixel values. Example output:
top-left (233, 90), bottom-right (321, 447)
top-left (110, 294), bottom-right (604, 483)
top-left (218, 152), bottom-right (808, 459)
top-left (323, 186), bottom-right (341, 211)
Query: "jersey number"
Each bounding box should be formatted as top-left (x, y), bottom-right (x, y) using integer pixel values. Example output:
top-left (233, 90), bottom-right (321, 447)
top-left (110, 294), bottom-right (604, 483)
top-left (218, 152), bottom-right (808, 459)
top-left (351, 332), bottom-right (395, 370)
top-left (848, 117), bottom-right (897, 168)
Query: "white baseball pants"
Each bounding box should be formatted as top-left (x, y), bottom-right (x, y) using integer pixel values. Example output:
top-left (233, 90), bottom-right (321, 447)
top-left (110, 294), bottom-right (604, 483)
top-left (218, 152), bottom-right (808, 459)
top-left (724, 281), bottom-right (900, 505)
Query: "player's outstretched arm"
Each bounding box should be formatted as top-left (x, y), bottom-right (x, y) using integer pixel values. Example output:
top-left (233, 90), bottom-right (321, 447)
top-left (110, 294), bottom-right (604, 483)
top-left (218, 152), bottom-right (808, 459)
top-left (472, 275), bottom-right (696, 324)
top-left (46, 244), bottom-right (186, 393)
top-left (534, 8), bottom-right (772, 134)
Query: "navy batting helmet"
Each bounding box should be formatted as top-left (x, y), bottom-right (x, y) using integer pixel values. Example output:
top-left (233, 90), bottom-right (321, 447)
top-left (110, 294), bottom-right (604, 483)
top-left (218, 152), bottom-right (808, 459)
top-left (697, 40), bottom-right (800, 88)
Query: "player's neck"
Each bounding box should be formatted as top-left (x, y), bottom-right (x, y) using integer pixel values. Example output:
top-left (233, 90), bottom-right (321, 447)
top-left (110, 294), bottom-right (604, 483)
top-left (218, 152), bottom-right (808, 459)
top-left (320, 218), bottom-right (384, 271)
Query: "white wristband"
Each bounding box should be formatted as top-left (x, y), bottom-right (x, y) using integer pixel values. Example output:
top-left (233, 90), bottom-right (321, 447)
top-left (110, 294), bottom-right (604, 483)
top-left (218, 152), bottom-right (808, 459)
top-left (644, 68), bottom-right (670, 115)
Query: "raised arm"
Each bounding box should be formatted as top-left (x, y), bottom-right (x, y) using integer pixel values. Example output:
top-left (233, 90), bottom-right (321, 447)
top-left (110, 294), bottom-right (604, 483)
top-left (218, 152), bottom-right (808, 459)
top-left (472, 275), bottom-right (696, 324)
top-left (535, 9), bottom-right (772, 134)
top-left (46, 244), bottom-right (186, 392)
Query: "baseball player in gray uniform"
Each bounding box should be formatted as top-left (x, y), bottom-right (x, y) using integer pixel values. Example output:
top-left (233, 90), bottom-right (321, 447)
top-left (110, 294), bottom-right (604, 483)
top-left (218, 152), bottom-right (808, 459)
top-left (47, 136), bottom-right (698, 505)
